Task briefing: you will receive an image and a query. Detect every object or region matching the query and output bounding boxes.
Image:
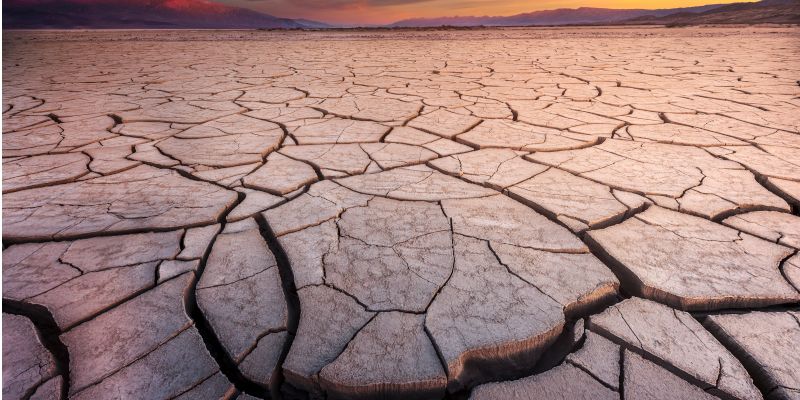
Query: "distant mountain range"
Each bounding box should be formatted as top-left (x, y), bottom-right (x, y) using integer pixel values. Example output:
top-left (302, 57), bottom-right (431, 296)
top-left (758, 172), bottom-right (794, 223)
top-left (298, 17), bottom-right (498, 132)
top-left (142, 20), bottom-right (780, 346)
top-left (389, 0), bottom-right (799, 27)
top-left (2, 0), bottom-right (330, 29)
top-left (2, 0), bottom-right (797, 29)
top-left (389, 4), bottom-right (726, 27)
top-left (622, 0), bottom-right (800, 25)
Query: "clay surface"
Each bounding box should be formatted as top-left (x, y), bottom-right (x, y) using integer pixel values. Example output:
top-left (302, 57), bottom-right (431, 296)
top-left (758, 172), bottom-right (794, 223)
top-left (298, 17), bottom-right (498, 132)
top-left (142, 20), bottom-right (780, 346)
top-left (3, 26), bottom-right (799, 400)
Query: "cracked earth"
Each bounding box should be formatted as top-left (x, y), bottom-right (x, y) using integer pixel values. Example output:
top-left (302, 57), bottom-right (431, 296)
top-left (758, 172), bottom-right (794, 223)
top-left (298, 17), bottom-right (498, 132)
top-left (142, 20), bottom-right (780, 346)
top-left (2, 26), bottom-right (800, 400)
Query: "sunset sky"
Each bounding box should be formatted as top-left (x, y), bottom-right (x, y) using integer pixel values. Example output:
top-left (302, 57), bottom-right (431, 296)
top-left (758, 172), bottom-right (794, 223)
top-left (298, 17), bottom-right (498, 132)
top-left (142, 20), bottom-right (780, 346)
top-left (218, 0), bottom-right (756, 25)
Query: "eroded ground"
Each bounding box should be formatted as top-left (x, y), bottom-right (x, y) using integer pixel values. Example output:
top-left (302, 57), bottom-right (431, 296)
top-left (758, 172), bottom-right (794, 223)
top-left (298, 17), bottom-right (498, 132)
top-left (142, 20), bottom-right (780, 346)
top-left (2, 26), bottom-right (800, 400)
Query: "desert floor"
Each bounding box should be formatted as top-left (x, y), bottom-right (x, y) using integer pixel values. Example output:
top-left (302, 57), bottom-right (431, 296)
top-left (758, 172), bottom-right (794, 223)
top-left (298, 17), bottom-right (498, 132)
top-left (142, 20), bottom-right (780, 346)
top-left (2, 26), bottom-right (800, 400)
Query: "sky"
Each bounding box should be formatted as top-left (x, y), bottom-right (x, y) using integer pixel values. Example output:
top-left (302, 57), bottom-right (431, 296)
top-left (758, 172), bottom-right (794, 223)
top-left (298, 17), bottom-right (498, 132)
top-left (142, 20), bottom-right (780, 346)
top-left (218, 0), bottom-right (754, 25)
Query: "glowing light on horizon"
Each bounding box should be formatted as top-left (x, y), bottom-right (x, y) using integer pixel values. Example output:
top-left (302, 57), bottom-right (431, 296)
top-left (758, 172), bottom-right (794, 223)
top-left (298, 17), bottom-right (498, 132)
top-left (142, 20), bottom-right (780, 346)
top-left (219, 0), bottom-right (758, 25)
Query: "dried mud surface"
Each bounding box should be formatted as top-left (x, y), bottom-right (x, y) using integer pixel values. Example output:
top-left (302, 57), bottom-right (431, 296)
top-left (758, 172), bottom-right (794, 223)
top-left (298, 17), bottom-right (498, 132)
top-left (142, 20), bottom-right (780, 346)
top-left (3, 26), bottom-right (799, 400)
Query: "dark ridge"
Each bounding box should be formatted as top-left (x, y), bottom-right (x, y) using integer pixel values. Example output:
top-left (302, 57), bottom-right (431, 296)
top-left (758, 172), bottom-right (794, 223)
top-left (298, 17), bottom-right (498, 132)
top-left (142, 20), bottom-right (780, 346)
top-left (442, 388), bottom-right (471, 400)
top-left (2, 0), bottom-right (327, 30)
top-left (2, 222), bottom-right (220, 246)
top-left (700, 315), bottom-right (774, 399)
top-left (3, 299), bottom-right (71, 399)
top-left (532, 318), bottom-right (587, 373)
top-left (709, 203), bottom-right (792, 223)
top-left (273, 148), bottom-right (326, 182)
top-left (755, 174), bottom-right (800, 217)
top-left (254, 213), bottom-right (302, 399)
top-left (778, 249), bottom-right (800, 294)
top-left (583, 230), bottom-right (657, 304)
top-left (589, 322), bottom-right (736, 399)
top-left (108, 113), bottom-right (123, 124)
top-left (46, 113), bottom-right (62, 123)
top-left (692, 301), bottom-right (800, 319)
top-left (185, 275), bottom-right (267, 398)
top-left (617, 348), bottom-right (626, 399)
top-left (278, 382), bottom-right (310, 400)
top-left (183, 191), bottom-right (271, 399)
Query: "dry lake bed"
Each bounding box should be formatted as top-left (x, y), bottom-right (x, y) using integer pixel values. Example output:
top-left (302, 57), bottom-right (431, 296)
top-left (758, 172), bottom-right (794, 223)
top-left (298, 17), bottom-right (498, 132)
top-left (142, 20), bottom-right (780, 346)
top-left (2, 26), bottom-right (800, 400)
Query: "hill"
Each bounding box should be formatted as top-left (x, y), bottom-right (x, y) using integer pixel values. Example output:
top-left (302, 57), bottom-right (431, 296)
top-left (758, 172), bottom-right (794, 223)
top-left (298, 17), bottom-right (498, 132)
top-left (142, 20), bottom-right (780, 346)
top-left (388, 4), bottom-right (728, 27)
top-left (623, 0), bottom-right (800, 25)
top-left (2, 0), bottom-right (327, 29)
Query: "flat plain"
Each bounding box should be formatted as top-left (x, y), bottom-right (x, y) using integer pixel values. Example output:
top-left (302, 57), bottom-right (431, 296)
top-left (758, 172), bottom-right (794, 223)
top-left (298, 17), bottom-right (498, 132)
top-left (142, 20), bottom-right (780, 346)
top-left (2, 26), bottom-right (800, 400)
